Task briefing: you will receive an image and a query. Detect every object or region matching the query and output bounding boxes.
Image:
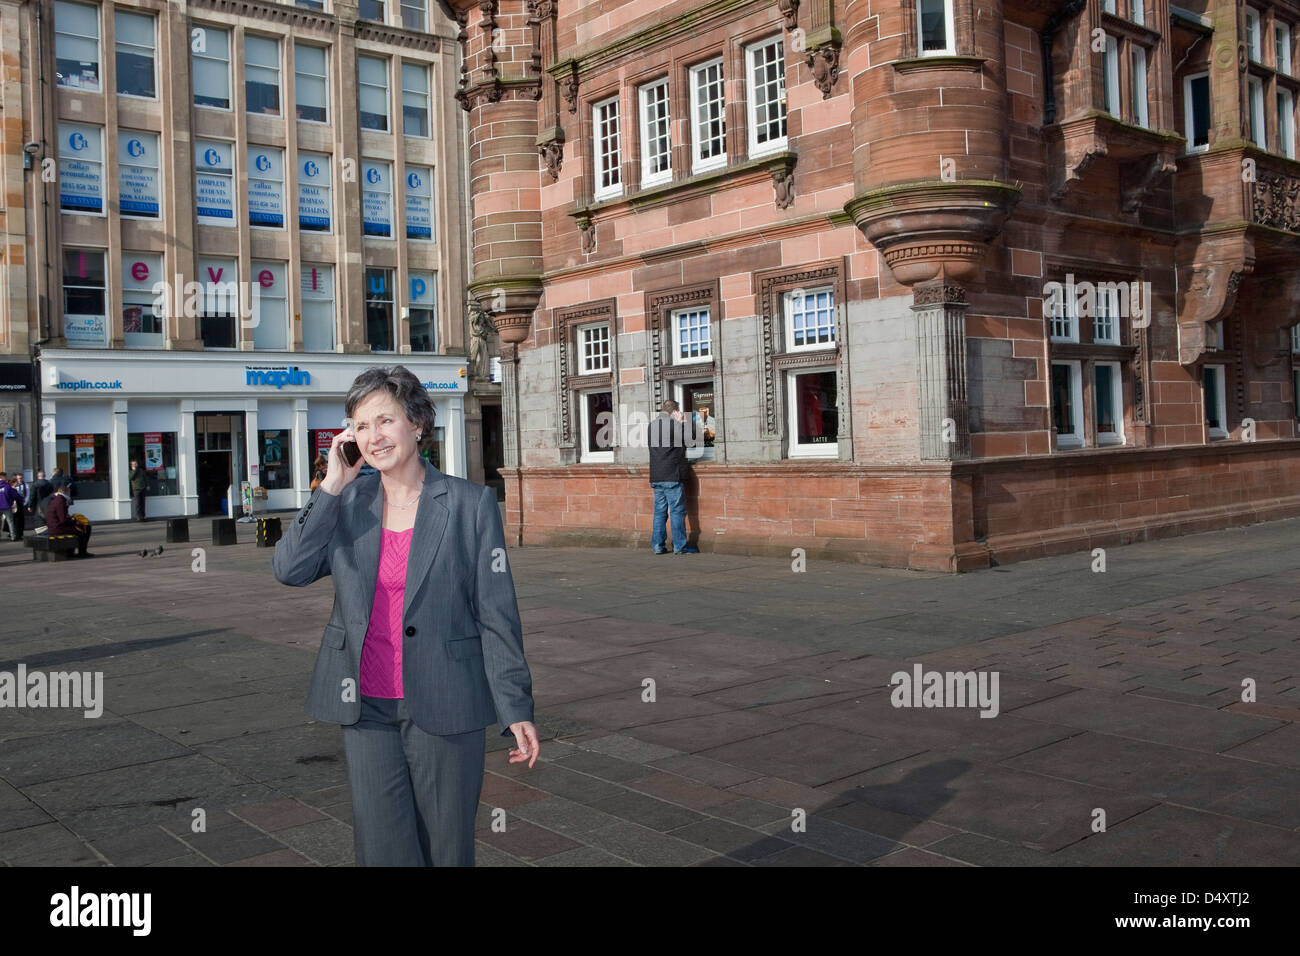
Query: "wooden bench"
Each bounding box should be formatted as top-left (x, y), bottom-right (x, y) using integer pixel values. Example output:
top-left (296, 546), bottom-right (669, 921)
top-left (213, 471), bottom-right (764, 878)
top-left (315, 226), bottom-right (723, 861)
top-left (24, 534), bottom-right (82, 561)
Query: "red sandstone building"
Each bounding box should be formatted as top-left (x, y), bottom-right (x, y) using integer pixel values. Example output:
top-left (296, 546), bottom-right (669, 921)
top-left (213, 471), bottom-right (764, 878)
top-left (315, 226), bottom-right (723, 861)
top-left (451, 0), bottom-right (1300, 570)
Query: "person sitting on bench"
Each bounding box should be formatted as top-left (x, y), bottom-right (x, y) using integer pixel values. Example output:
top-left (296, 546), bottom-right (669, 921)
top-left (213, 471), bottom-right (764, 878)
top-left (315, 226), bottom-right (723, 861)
top-left (44, 476), bottom-right (93, 558)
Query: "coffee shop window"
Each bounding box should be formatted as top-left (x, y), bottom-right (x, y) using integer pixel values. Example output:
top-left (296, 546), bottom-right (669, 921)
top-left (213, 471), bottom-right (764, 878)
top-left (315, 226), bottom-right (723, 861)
top-left (787, 369), bottom-right (838, 458)
top-left (579, 390), bottom-right (614, 463)
top-left (127, 432), bottom-right (179, 495)
top-left (55, 434), bottom-right (111, 499)
top-left (675, 380), bottom-right (715, 461)
top-left (258, 429), bottom-right (293, 489)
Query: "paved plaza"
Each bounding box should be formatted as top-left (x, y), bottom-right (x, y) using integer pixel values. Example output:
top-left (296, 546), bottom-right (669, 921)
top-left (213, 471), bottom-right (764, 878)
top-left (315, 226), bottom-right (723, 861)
top-left (1, 511), bottom-right (1297, 867)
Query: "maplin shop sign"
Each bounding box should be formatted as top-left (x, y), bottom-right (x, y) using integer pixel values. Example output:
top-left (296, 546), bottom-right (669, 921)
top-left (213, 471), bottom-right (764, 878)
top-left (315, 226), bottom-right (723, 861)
top-left (245, 366), bottom-right (311, 388)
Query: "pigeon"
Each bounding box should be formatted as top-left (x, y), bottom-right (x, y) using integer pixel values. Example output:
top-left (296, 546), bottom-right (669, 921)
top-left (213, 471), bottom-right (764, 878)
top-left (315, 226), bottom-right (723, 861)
top-left (139, 549), bottom-right (149, 558)
top-left (154, 545), bottom-right (164, 556)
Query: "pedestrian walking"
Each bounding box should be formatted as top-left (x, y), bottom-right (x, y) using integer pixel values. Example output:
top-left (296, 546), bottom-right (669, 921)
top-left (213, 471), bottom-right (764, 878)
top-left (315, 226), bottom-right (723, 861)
top-left (0, 473), bottom-right (24, 541)
top-left (29, 470), bottom-right (52, 524)
top-left (647, 399), bottom-right (692, 554)
top-left (272, 364), bottom-right (537, 866)
top-left (9, 472), bottom-right (28, 541)
top-left (129, 459), bottom-right (148, 521)
top-left (43, 476), bottom-right (93, 557)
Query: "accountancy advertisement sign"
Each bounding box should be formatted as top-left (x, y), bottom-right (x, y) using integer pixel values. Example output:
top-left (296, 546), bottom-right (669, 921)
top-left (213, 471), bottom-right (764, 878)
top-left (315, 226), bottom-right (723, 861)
top-left (362, 161), bottom-right (392, 237)
top-left (195, 140), bottom-right (235, 223)
top-left (405, 166), bottom-right (432, 239)
top-left (247, 147), bottom-right (285, 228)
top-left (59, 123), bottom-right (103, 213)
top-left (298, 153), bottom-right (331, 231)
top-left (118, 132), bottom-right (160, 217)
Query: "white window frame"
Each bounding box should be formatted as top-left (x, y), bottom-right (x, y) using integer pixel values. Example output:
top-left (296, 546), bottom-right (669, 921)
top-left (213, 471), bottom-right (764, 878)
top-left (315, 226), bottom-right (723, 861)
top-left (297, 151), bottom-right (332, 234)
top-left (364, 267), bottom-right (396, 352)
top-left (1203, 363), bottom-right (1227, 439)
top-left (746, 36), bottom-right (787, 158)
top-left (639, 80), bottom-right (672, 188)
top-left (250, 260), bottom-right (289, 351)
top-left (578, 322), bottom-right (611, 374)
top-left (1130, 0), bottom-right (1144, 27)
top-left (55, 1), bottom-right (101, 92)
top-left (404, 164), bottom-right (434, 240)
top-left (1246, 8), bottom-right (1263, 64)
top-left (786, 367), bottom-right (839, 459)
top-left (62, 247), bottom-right (108, 345)
top-left (1278, 21), bottom-right (1294, 75)
top-left (1048, 281), bottom-right (1079, 343)
top-left (917, 0), bottom-right (955, 57)
top-left (358, 55), bottom-right (390, 132)
top-left (408, 269), bottom-right (438, 353)
top-left (1248, 76), bottom-right (1267, 149)
top-left (1183, 72), bottom-right (1210, 153)
top-left (244, 34), bottom-right (281, 116)
top-left (784, 286), bottom-right (836, 351)
top-left (58, 122), bottom-right (105, 217)
top-left (1051, 360), bottom-right (1085, 449)
top-left (1102, 34), bottom-right (1120, 116)
top-left (579, 390), bottom-right (615, 463)
top-left (673, 379), bottom-right (716, 462)
top-left (400, 0), bottom-right (427, 31)
top-left (1094, 361), bottom-right (1125, 446)
top-left (114, 9), bottom-right (156, 99)
top-left (1131, 45), bottom-right (1149, 129)
top-left (1206, 319), bottom-right (1224, 350)
top-left (671, 306), bottom-right (712, 364)
top-left (121, 251), bottom-right (165, 348)
top-left (198, 256), bottom-right (239, 349)
top-left (247, 145), bottom-right (285, 230)
top-left (195, 139), bottom-right (236, 227)
top-left (1093, 284), bottom-right (1119, 344)
top-left (690, 58), bottom-right (727, 174)
top-left (1292, 323), bottom-right (1300, 353)
top-left (359, 0), bottom-right (386, 23)
top-left (362, 160), bottom-right (394, 239)
top-left (401, 62), bottom-right (431, 138)
top-left (192, 24), bottom-right (232, 110)
top-left (118, 128), bottom-right (160, 220)
top-left (592, 95), bottom-right (622, 201)
top-left (1279, 88), bottom-right (1296, 159)
top-left (300, 263), bottom-right (335, 352)
top-left (1102, 0), bottom-right (1116, 12)
top-left (295, 43), bottom-right (329, 124)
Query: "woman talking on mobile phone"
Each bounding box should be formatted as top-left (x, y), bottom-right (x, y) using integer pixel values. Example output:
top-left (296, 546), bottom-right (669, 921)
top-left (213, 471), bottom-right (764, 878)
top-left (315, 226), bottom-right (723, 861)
top-left (272, 365), bottom-right (538, 866)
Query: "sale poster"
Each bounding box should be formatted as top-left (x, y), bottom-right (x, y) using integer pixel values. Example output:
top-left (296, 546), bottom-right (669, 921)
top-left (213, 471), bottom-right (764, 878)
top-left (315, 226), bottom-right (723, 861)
top-left (75, 434), bottom-right (95, 473)
top-left (144, 433), bottom-right (163, 471)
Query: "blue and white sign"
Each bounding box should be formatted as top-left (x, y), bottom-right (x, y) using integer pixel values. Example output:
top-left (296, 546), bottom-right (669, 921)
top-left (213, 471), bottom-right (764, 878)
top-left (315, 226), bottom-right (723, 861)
top-left (409, 272), bottom-right (435, 307)
top-left (247, 147), bottom-right (285, 227)
top-left (362, 161), bottom-right (392, 237)
top-left (298, 153), bottom-right (331, 231)
top-left (405, 166), bottom-right (432, 240)
top-left (58, 123), bottom-right (103, 213)
top-left (64, 315), bottom-right (109, 348)
top-left (118, 131), bottom-right (159, 216)
top-left (195, 140), bottom-right (234, 222)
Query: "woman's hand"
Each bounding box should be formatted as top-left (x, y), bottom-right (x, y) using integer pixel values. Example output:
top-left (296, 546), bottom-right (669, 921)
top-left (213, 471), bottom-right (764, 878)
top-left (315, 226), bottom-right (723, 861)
top-left (507, 721), bottom-right (540, 768)
top-left (318, 427), bottom-right (365, 496)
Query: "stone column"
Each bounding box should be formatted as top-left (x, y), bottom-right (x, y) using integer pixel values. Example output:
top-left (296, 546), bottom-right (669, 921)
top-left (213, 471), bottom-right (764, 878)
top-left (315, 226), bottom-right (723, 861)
top-left (913, 282), bottom-right (970, 460)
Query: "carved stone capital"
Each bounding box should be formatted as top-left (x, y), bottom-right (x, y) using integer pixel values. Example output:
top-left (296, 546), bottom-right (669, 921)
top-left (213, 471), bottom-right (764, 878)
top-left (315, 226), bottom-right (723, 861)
top-left (777, 0), bottom-right (799, 29)
top-left (575, 213), bottom-right (595, 253)
top-left (558, 64), bottom-right (579, 114)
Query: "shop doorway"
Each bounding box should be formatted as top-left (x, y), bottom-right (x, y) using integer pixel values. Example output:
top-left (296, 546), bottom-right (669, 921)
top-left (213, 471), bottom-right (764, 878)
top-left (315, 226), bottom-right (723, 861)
top-left (481, 403), bottom-right (504, 500)
top-left (195, 412), bottom-right (246, 515)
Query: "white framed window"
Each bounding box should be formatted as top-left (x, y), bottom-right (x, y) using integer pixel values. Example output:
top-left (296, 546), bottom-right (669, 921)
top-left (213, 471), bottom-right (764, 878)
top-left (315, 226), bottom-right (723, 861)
top-left (247, 145), bottom-right (285, 228)
top-left (690, 58), bottom-right (727, 173)
top-left (1129, 0), bottom-right (1144, 27)
top-left (1206, 319), bottom-right (1224, 350)
top-left (675, 379), bottom-right (717, 461)
top-left (747, 36), bottom-right (787, 157)
top-left (1247, 76), bottom-right (1266, 149)
top-left (1102, 34), bottom-right (1120, 116)
top-left (195, 139), bottom-right (236, 226)
top-left (785, 286), bottom-right (835, 350)
top-left (121, 252), bottom-right (164, 348)
top-left (408, 270), bottom-right (437, 353)
top-left (192, 25), bottom-right (231, 109)
top-left (592, 95), bottom-right (622, 200)
top-left (917, 0), bottom-right (955, 56)
top-left (1131, 45), bottom-right (1149, 129)
top-left (1184, 72), bottom-right (1210, 152)
top-left (198, 257), bottom-right (238, 349)
top-left (58, 122), bottom-right (104, 215)
top-left (1102, 0), bottom-right (1116, 12)
top-left (578, 323), bottom-right (611, 373)
top-left (115, 10), bottom-right (156, 98)
top-left (359, 55), bottom-right (389, 131)
top-left (55, 1), bottom-right (100, 91)
top-left (362, 160), bottom-right (393, 238)
top-left (1292, 323), bottom-right (1300, 353)
top-left (1246, 8), bottom-right (1263, 64)
top-left (295, 43), bottom-right (328, 123)
top-left (298, 0), bottom-right (327, 9)
top-left (639, 80), bottom-right (672, 188)
top-left (118, 129), bottom-right (160, 219)
top-left (671, 306), bottom-right (711, 363)
top-left (404, 164), bottom-right (433, 240)
top-left (365, 268), bottom-right (395, 352)
top-left (301, 264), bottom-right (335, 352)
top-left (787, 368), bottom-right (838, 458)
top-left (402, 62), bottom-right (430, 137)
top-left (1094, 362), bottom-right (1124, 445)
top-left (1051, 360), bottom-right (1084, 448)
top-left (359, 0), bottom-right (385, 23)
top-left (297, 151), bottom-right (332, 232)
top-left (1203, 364), bottom-right (1227, 438)
top-left (251, 260), bottom-right (288, 350)
top-left (401, 0), bottom-right (426, 31)
top-left (579, 390), bottom-right (615, 462)
top-left (1277, 21), bottom-right (1293, 75)
top-left (1279, 89), bottom-right (1296, 159)
top-left (245, 35), bottom-right (281, 116)
top-left (1093, 285), bottom-right (1119, 344)
top-left (62, 248), bottom-right (108, 348)
top-left (1048, 281), bottom-right (1079, 342)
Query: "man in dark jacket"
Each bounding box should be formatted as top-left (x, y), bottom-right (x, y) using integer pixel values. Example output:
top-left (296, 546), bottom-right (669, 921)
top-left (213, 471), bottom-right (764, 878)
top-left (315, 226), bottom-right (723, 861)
top-left (647, 399), bottom-right (691, 555)
top-left (129, 458), bottom-right (148, 520)
top-left (44, 477), bottom-right (92, 558)
top-left (29, 470), bottom-right (53, 523)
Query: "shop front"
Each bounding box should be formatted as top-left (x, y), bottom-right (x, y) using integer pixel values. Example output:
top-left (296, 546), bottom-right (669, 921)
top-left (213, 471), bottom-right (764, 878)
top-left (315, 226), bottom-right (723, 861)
top-left (38, 350), bottom-right (467, 521)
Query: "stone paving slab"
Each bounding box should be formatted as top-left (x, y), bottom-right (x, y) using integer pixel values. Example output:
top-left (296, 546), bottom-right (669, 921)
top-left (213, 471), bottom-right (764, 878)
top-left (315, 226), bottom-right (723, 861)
top-left (1, 514), bottom-right (1298, 866)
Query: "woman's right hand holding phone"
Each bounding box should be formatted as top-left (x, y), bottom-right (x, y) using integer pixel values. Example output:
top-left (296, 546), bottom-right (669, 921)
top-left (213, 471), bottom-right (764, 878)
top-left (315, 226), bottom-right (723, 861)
top-left (318, 427), bottom-right (365, 496)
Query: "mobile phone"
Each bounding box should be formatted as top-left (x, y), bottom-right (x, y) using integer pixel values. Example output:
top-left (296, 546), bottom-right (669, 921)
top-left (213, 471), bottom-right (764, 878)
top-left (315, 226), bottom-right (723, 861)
top-left (341, 440), bottom-right (362, 466)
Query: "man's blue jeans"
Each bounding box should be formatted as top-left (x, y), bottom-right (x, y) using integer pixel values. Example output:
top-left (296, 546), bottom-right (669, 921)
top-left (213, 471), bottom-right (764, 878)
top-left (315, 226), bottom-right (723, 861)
top-left (650, 481), bottom-right (686, 553)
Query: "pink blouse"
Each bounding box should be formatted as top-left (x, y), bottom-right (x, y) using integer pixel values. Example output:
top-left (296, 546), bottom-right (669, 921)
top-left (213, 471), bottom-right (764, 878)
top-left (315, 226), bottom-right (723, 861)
top-left (359, 527), bottom-right (414, 698)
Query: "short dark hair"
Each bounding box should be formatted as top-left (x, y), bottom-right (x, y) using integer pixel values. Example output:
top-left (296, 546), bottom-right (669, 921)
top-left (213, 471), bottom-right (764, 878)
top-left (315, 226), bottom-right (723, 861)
top-left (660, 399), bottom-right (679, 413)
top-left (51, 475), bottom-right (67, 490)
top-left (344, 366), bottom-right (437, 456)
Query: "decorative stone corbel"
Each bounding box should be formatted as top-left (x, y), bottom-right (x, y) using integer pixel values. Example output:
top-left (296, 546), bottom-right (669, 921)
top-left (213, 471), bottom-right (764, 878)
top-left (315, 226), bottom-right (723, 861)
top-left (777, 0), bottom-right (799, 29)
top-left (1175, 233), bottom-right (1255, 365)
top-left (575, 212), bottom-right (595, 253)
top-left (538, 133), bottom-right (564, 181)
top-left (1050, 130), bottom-right (1107, 201)
top-left (1120, 149), bottom-right (1177, 213)
top-left (558, 62), bottom-right (579, 114)
top-left (806, 41), bottom-right (840, 100)
top-left (770, 155), bottom-right (797, 209)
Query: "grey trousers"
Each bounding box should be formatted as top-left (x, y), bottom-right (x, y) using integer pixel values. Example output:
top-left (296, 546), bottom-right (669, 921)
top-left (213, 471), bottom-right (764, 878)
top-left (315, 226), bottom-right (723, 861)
top-left (341, 695), bottom-right (486, 867)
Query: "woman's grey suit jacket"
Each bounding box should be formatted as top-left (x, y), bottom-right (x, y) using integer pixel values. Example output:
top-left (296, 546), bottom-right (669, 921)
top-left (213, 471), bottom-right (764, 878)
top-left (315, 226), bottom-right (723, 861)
top-left (272, 460), bottom-right (534, 738)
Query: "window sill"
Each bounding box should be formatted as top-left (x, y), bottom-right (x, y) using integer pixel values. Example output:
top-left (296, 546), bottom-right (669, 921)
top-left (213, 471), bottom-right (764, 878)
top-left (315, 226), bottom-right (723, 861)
top-left (572, 151), bottom-right (797, 220)
top-left (892, 55), bottom-right (985, 75)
